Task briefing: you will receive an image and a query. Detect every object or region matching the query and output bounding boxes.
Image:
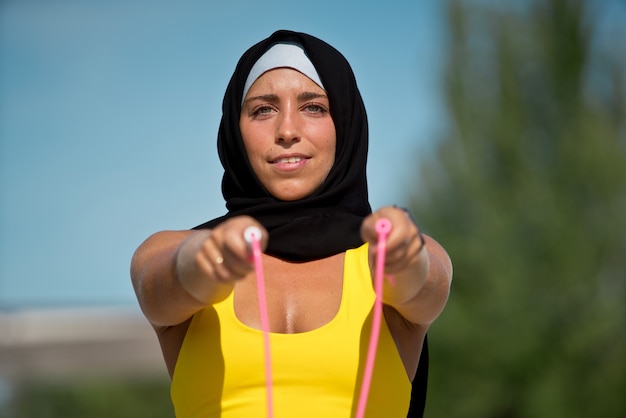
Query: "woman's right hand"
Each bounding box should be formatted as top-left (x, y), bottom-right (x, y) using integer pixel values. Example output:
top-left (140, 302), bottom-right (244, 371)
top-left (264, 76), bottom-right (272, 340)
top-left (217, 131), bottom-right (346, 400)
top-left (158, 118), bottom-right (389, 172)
top-left (176, 216), bottom-right (268, 304)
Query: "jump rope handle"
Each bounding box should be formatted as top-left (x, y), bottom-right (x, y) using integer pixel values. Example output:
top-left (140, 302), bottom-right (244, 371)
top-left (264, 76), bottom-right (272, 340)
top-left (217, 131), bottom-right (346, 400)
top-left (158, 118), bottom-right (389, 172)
top-left (244, 226), bottom-right (274, 418)
top-left (244, 226), bottom-right (263, 253)
top-left (374, 218), bottom-right (392, 251)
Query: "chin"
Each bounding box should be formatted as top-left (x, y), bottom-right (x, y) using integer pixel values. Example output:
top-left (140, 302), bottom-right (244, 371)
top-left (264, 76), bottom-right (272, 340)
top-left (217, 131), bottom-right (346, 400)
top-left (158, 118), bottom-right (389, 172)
top-left (270, 189), bottom-right (315, 202)
top-left (265, 182), bottom-right (315, 201)
top-left (273, 194), bottom-right (309, 202)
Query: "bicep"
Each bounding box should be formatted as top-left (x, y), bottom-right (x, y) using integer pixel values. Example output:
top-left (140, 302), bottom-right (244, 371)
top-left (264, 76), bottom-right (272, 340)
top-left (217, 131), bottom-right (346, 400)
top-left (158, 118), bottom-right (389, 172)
top-left (130, 230), bottom-right (199, 326)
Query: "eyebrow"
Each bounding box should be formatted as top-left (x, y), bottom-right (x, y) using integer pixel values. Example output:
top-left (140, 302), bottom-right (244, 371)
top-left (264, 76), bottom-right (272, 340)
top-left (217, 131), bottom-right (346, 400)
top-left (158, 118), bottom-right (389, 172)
top-left (242, 91), bottom-right (328, 106)
top-left (243, 94), bottom-right (279, 105)
top-left (298, 91), bottom-right (328, 101)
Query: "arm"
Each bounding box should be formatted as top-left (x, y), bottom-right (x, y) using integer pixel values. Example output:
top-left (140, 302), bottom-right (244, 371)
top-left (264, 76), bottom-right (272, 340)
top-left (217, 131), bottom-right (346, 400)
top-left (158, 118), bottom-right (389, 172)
top-left (130, 216), bottom-right (268, 328)
top-left (361, 206), bottom-right (453, 326)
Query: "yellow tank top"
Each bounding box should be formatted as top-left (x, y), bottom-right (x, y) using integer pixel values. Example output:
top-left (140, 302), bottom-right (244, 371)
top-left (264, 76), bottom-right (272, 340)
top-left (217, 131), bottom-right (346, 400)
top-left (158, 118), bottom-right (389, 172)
top-left (171, 243), bottom-right (411, 417)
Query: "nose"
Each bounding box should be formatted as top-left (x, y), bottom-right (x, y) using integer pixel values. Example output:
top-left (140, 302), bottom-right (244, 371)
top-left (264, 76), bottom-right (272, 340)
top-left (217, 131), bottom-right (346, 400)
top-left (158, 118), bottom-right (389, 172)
top-left (275, 108), bottom-right (300, 144)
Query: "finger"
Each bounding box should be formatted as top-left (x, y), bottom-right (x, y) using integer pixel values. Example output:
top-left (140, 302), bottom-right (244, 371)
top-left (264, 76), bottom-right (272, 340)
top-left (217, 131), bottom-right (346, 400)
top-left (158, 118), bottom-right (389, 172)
top-left (202, 238), bottom-right (235, 283)
top-left (222, 220), bottom-right (268, 277)
top-left (222, 240), bottom-right (254, 278)
top-left (360, 214), bottom-right (381, 244)
top-left (194, 240), bottom-right (223, 282)
top-left (386, 230), bottom-right (426, 273)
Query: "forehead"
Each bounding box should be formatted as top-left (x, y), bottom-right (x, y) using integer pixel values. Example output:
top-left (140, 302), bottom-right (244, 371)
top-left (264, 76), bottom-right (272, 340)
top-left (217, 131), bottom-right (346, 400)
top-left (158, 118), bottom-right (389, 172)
top-left (245, 68), bottom-right (327, 97)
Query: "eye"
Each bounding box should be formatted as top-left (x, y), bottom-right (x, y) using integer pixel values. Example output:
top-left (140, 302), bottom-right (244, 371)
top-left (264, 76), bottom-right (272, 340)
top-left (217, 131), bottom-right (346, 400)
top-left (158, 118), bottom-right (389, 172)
top-left (250, 105), bottom-right (275, 118)
top-left (303, 103), bottom-right (328, 114)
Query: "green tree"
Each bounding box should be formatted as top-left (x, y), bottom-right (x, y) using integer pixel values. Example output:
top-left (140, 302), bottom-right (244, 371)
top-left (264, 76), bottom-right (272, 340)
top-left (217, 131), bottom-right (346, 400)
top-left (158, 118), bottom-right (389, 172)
top-left (411, 1), bottom-right (626, 417)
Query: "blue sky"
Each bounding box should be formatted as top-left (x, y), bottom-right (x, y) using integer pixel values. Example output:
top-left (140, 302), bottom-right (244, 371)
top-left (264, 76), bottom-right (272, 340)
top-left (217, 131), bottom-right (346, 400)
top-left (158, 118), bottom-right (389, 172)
top-left (0, 0), bottom-right (448, 308)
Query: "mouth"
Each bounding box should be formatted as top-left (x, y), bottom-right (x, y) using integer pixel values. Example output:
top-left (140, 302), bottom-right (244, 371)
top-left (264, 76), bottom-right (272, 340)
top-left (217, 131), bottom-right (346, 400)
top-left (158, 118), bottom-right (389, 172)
top-left (271, 156), bottom-right (306, 164)
top-left (270, 155), bottom-right (310, 171)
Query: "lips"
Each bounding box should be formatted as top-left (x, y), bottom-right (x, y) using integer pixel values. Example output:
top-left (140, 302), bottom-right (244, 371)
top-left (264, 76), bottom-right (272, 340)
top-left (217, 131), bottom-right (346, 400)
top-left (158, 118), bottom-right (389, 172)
top-left (273, 156), bottom-right (304, 164)
top-left (270, 154), bottom-right (310, 170)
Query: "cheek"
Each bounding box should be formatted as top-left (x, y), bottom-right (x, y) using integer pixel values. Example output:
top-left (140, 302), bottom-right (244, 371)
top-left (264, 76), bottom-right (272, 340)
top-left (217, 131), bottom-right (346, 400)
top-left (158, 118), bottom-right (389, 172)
top-left (240, 124), bottom-right (261, 161)
top-left (326, 140), bottom-right (336, 164)
top-left (325, 129), bottom-right (337, 165)
top-left (315, 122), bottom-right (336, 159)
top-left (320, 137), bottom-right (337, 176)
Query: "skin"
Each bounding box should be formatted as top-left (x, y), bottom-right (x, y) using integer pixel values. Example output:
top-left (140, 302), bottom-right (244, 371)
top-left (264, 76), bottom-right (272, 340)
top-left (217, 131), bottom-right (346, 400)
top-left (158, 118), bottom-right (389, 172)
top-left (131, 68), bottom-right (453, 381)
top-left (241, 68), bottom-right (336, 201)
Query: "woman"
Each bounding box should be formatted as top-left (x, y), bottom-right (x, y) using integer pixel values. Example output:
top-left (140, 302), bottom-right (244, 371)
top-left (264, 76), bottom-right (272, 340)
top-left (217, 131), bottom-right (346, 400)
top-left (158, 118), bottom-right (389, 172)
top-left (131, 30), bottom-right (452, 417)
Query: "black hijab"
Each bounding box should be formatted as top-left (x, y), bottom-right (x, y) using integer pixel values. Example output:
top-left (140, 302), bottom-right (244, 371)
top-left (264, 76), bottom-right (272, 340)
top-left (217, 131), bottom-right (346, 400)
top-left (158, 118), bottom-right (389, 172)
top-left (194, 29), bottom-right (370, 261)
top-left (194, 29), bottom-right (427, 417)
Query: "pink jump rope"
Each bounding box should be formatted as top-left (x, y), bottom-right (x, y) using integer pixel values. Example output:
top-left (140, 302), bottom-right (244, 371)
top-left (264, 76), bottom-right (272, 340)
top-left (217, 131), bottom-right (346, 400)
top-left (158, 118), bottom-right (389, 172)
top-left (244, 218), bottom-right (393, 418)
top-left (244, 226), bottom-right (274, 418)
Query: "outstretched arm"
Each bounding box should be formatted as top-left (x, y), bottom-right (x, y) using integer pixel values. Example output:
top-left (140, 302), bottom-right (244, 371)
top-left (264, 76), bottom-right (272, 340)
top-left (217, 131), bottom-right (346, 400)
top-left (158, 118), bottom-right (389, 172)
top-left (130, 216), bottom-right (268, 328)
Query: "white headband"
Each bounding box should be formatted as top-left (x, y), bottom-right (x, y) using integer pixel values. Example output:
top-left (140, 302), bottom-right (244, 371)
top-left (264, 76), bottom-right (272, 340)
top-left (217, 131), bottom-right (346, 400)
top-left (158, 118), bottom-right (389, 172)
top-left (241, 43), bottom-right (325, 104)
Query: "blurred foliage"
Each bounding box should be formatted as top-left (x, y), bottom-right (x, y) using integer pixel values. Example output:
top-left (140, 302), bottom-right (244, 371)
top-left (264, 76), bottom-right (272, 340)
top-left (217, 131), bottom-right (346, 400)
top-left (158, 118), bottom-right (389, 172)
top-left (0, 378), bottom-right (173, 418)
top-left (411, 0), bottom-right (626, 417)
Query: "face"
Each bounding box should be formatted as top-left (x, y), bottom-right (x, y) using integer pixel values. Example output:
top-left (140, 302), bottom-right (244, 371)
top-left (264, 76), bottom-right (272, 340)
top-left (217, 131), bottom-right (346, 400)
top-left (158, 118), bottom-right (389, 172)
top-left (240, 68), bottom-right (336, 201)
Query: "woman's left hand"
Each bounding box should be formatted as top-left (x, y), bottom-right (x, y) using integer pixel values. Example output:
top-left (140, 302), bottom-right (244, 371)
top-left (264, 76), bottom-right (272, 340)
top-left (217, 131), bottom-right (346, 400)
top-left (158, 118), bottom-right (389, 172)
top-left (361, 206), bottom-right (452, 325)
top-left (360, 206), bottom-right (426, 275)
